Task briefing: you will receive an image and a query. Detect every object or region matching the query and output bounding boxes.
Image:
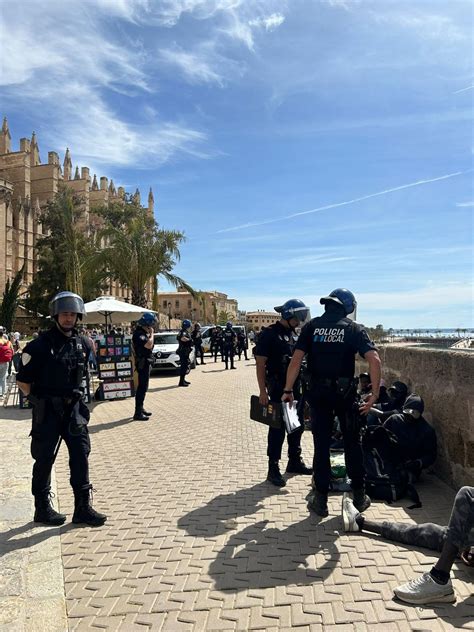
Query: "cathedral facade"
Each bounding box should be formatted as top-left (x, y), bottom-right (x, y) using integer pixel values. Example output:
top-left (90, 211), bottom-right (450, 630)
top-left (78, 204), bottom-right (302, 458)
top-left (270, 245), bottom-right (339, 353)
top-left (0, 117), bottom-right (154, 310)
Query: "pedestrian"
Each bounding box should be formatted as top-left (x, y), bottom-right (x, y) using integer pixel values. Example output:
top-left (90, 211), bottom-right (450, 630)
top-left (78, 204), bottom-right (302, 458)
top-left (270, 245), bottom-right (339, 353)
top-left (223, 322), bottom-right (237, 370)
top-left (0, 326), bottom-right (14, 399)
top-left (132, 312), bottom-right (156, 420)
top-left (282, 288), bottom-right (381, 516)
top-left (177, 319), bottom-right (193, 387)
top-left (342, 487), bottom-right (474, 604)
top-left (16, 291), bottom-right (107, 526)
top-left (237, 330), bottom-right (249, 361)
top-left (214, 326), bottom-right (224, 363)
top-left (209, 326), bottom-right (218, 361)
top-left (192, 323), bottom-right (205, 365)
top-left (255, 299), bottom-right (313, 487)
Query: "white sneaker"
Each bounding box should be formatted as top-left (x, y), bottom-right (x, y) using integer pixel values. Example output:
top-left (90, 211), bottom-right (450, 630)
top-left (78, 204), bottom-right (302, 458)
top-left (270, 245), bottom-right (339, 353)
top-left (394, 572), bottom-right (455, 605)
top-left (342, 493), bottom-right (360, 532)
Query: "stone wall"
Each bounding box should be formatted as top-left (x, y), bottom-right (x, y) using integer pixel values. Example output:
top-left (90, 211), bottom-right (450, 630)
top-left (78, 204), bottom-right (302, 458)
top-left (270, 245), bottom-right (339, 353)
top-left (357, 344), bottom-right (474, 489)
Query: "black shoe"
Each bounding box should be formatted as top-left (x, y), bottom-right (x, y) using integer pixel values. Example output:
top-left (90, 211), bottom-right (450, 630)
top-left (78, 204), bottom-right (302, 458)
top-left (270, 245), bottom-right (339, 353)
top-left (142, 409), bottom-right (152, 417)
top-left (133, 412), bottom-right (149, 420)
top-left (286, 458), bottom-right (313, 475)
top-left (179, 382), bottom-right (189, 387)
top-left (73, 487), bottom-right (107, 527)
top-left (352, 489), bottom-right (371, 513)
top-left (267, 462), bottom-right (286, 487)
top-left (34, 493), bottom-right (66, 526)
top-left (231, 366), bottom-right (237, 370)
top-left (184, 380), bottom-right (191, 385)
top-left (307, 490), bottom-right (328, 517)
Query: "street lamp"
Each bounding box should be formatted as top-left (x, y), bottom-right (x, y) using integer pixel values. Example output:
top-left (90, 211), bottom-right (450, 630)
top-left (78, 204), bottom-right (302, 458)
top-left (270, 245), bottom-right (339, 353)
top-left (167, 302), bottom-right (172, 330)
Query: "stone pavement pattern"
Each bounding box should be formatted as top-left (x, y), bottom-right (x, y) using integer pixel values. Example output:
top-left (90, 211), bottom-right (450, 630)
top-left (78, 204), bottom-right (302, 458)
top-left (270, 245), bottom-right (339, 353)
top-left (2, 356), bottom-right (473, 631)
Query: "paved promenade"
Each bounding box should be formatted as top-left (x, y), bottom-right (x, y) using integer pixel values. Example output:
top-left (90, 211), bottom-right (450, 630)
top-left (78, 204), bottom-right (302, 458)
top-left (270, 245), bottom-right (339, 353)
top-left (1, 358), bottom-right (473, 631)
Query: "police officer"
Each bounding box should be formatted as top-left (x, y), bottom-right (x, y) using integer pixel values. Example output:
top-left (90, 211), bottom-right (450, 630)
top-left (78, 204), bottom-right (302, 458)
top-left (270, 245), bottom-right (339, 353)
top-left (282, 289), bottom-right (381, 516)
top-left (192, 323), bottom-right (205, 365)
top-left (237, 330), bottom-right (249, 361)
top-left (214, 325), bottom-right (224, 363)
top-left (222, 322), bottom-right (237, 369)
top-left (209, 326), bottom-right (218, 361)
top-left (255, 299), bottom-right (313, 487)
top-left (132, 312), bottom-right (156, 421)
top-left (177, 319), bottom-right (193, 386)
top-left (16, 291), bottom-right (106, 527)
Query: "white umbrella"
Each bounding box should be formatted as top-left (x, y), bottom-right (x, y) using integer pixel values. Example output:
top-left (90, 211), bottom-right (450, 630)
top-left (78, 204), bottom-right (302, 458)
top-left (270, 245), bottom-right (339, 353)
top-left (82, 296), bottom-right (157, 328)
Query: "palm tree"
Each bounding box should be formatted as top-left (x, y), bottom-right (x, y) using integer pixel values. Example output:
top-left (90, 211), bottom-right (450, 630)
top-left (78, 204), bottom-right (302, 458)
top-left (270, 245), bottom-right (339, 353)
top-left (217, 310), bottom-right (233, 325)
top-left (0, 265), bottom-right (24, 332)
top-left (93, 210), bottom-right (194, 307)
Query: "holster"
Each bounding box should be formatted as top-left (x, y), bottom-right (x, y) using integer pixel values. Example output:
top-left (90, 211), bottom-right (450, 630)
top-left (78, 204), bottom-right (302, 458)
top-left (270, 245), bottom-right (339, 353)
top-left (30, 397), bottom-right (47, 427)
top-left (69, 400), bottom-right (91, 436)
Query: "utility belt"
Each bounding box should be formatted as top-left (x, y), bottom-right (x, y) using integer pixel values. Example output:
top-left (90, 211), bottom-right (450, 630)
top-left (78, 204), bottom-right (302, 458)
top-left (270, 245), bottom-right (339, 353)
top-left (30, 392), bottom-right (90, 435)
top-left (310, 376), bottom-right (357, 398)
top-left (135, 355), bottom-right (153, 370)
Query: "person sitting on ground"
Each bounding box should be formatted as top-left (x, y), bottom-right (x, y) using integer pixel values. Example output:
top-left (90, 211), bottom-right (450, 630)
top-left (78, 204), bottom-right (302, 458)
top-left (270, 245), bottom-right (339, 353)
top-left (384, 394), bottom-right (437, 480)
top-left (358, 372), bottom-right (372, 397)
top-left (367, 380), bottom-right (408, 425)
top-left (342, 486), bottom-right (474, 605)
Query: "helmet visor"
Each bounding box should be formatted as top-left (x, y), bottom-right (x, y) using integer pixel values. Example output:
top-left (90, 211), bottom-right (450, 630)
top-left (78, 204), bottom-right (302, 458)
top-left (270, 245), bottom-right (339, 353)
top-left (291, 306), bottom-right (311, 324)
top-left (51, 296), bottom-right (85, 317)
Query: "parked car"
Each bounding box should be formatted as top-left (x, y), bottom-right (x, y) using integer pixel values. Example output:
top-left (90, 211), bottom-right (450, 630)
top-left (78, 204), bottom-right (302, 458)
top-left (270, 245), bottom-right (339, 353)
top-left (151, 331), bottom-right (196, 372)
top-left (200, 325), bottom-right (247, 353)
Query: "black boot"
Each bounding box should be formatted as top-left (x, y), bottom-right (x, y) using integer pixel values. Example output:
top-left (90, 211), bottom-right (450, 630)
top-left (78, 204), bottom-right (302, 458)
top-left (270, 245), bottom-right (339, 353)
top-left (267, 461), bottom-right (286, 487)
top-left (133, 410), bottom-right (149, 420)
top-left (352, 488), bottom-right (371, 512)
top-left (142, 409), bottom-right (152, 417)
top-left (72, 486), bottom-right (107, 527)
top-left (307, 489), bottom-right (328, 517)
top-left (184, 379), bottom-right (191, 385)
top-left (34, 492), bottom-right (66, 526)
top-left (286, 457), bottom-right (313, 475)
top-left (179, 380), bottom-right (189, 387)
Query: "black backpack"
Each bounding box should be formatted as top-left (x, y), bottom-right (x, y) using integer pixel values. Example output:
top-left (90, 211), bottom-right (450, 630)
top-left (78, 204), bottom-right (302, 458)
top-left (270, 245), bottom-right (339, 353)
top-left (361, 425), bottom-right (421, 508)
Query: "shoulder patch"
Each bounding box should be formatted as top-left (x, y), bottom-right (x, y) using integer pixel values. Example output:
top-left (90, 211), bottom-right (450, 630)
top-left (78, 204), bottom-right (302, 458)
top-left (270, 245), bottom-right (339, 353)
top-left (21, 352), bottom-right (32, 366)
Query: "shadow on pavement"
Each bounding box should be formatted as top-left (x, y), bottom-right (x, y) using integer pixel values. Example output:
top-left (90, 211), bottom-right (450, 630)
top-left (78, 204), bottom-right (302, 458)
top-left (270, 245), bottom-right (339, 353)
top-left (178, 482), bottom-right (284, 538)
top-left (147, 385), bottom-right (180, 393)
top-left (88, 416), bottom-right (135, 433)
top-left (201, 369), bottom-right (227, 373)
top-left (0, 408), bottom-right (31, 420)
top-left (209, 516), bottom-right (340, 591)
top-left (0, 521), bottom-right (77, 558)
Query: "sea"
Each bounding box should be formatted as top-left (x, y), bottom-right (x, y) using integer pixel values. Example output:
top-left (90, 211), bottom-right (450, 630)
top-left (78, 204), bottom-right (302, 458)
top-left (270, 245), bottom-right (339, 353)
top-left (389, 328), bottom-right (474, 338)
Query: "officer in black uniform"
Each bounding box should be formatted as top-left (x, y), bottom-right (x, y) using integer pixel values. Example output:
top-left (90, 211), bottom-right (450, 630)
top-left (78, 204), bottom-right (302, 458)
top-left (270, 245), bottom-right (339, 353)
top-left (237, 330), bottom-right (249, 361)
top-left (132, 312), bottom-right (156, 421)
top-left (282, 288), bottom-right (381, 516)
top-left (16, 291), bottom-right (107, 527)
top-left (214, 326), bottom-right (224, 362)
top-left (177, 319), bottom-right (193, 386)
top-left (255, 299), bottom-right (313, 487)
top-left (192, 323), bottom-right (205, 365)
top-left (209, 326), bottom-right (218, 361)
top-left (222, 322), bottom-right (237, 369)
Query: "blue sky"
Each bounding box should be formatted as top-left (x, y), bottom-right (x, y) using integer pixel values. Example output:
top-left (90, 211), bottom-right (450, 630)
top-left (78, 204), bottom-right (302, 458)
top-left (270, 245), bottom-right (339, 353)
top-left (1, 0), bottom-right (473, 328)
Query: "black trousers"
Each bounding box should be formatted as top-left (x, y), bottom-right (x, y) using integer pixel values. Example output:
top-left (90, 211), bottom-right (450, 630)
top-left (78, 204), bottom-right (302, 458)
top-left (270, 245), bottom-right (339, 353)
top-left (178, 352), bottom-right (190, 382)
top-left (194, 344), bottom-right (204, 364)
top-left (223, 346), bottom-right (235, 369)
top-left (213, 343), bottom-right (224, 362)
top-left (135, 363), bottom-right (150, 412)
top-left (267, 385), bottom-right (303, 462)
top-left (309, 386), bottom-right (365, 493)
top-left (238, 345), bottom-right (248, 360)
top-left (30, 403), bottom-right (91, 495)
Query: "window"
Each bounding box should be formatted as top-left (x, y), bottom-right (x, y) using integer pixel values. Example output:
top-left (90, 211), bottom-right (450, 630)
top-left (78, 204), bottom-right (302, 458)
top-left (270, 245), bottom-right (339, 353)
top-left (187, 299), bottom-right (192, 308)
top-left (175, 300), bottom-right (180, 308)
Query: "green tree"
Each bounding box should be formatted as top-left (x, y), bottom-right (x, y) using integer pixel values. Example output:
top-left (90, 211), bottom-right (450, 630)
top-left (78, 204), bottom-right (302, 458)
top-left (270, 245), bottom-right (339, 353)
top-left (217, 310), bottom-right (233, 325)
top-left (0, 265), bottom-right (24, 332)
top-left (26, 186), bottom-right (103, 315)
top-left (94, 207), bottom-right (194, 307)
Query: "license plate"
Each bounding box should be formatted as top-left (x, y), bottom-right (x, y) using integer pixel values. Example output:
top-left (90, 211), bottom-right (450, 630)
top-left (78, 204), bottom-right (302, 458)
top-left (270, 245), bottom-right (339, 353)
top-left (155, 359), bottom-right (169, 364)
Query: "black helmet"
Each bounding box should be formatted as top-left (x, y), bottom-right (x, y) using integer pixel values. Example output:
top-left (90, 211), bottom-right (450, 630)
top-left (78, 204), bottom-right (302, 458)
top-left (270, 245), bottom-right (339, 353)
top-left (320, 288), bottom-right (357, 316)
top-left (49, 291), bottom-right (86, 320)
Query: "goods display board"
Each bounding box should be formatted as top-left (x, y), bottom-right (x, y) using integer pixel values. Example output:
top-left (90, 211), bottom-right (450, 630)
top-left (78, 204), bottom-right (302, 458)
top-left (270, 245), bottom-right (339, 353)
top-left (96, 335), bottom-right (134, 400)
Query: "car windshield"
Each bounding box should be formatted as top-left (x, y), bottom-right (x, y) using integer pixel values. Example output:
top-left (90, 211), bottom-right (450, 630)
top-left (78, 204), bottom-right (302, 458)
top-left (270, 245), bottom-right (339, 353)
top-left (154, 334), bottom-right (178, 345)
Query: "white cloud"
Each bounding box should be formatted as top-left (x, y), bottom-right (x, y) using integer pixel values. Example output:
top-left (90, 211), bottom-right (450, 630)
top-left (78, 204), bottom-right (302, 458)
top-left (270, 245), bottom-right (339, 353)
top-left (0, 1), bottom-right (210, 169)
top-left (456, 201), bottom-right (474, 207)
top-left (358, 283), bottom-right (469, 312)
top-left (248, 12), bottom-right (285, 31)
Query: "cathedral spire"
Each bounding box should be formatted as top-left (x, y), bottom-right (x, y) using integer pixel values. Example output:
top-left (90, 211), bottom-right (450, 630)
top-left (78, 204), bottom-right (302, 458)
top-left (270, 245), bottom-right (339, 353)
top-left (30, 131), bottom-right (40, 166)
top-left (74, 166), bottom-right (80, 180)
top-left (0, 117), bottom-right (11, 154)
top-left (91, 174), bottom-right (99, 191)
top-left (148, 187), bottom-right (154, 215)
top-left (63, 148), bottom-right (72, 180)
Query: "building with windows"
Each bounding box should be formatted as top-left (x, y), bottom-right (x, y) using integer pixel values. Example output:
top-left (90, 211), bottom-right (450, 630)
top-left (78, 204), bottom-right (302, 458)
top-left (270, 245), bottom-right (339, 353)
top-left (246, 310), bottom-right (279, 331)
top-left (157, 288), bottom-right (238, 325)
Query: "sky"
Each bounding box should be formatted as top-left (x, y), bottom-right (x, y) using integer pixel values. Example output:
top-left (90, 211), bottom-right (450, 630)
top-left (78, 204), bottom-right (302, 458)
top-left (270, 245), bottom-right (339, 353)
top-left (1, 0), bottom-right (473, 328)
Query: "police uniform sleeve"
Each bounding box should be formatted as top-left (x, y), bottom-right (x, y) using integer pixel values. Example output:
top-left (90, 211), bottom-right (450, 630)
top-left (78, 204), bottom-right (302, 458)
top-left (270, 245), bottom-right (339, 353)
top-left (355, 325), bottom-right (377, 358)
top-left (254, 329), bottom-right (272, 357)
top-left (133, 330), bottom-right (148, 356)
top-left (295, 322), bottom-right (313, 353)
top-left (16, 340), bottom-right (41, 384)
